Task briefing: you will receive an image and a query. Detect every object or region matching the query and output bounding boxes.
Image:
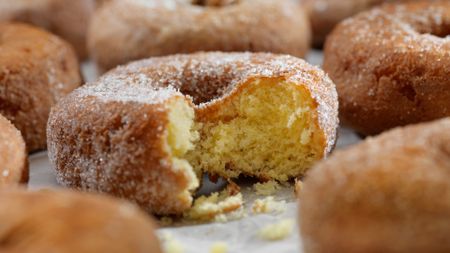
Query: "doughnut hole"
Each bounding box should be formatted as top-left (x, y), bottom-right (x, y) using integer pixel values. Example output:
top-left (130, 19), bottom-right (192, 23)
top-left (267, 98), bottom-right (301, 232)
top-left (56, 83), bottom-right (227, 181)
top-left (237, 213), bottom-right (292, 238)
top-left (417, 21), bottom-right (450, 39)
top-left (191, 0), bottom-right (239, 7)
top-left (187, 78), bottom-right (326, 181)
top-left (166, 98), bottom-right (200, 204)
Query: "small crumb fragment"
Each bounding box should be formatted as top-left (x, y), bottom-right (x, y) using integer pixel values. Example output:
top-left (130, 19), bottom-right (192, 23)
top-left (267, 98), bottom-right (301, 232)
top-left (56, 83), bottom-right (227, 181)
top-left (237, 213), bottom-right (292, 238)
top-left (214, 207), bottom-right (247, 223)
top-left (258, 219), bottom-right (295, 241)
top-left (185, 190), bottom-right (243, 222)
top-left (253, 180), bottom-right (280, 196)
top-left (210, 242), bottom-right (228, 253)
top-left (294, 179), bottom-right (303, 197)
top-left (160, 232), bottom-right (184, 253)
top-left (251, 196), bottom-right (286, 214)
top-left (226, 180), bottom-right (240, 196)
top-left (159, 216), bottom-right (174, 226)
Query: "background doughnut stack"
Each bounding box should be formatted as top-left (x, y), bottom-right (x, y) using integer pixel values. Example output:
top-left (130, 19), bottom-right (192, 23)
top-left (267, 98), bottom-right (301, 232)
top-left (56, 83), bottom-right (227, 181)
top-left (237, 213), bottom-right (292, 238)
top-left (0, 0), bottom-right (448, 252)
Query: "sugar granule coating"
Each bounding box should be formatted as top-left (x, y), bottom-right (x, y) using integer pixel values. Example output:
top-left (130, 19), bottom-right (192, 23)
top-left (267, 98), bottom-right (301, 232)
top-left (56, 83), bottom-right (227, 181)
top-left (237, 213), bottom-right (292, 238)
top-left (48, 52), bottom-right (338, 215)
top-left (300, 118), bottom-right (450, 253)
top-left (324, 1), bottom-right (450, 136)
top-left (0, 23), bottom-right (81, 152)
top-left (88, 0), bottom-right (311, 72)
top-left (0, 114), bottom-right (28, 186)
top-left (0, 0), bottom-right (94, 58)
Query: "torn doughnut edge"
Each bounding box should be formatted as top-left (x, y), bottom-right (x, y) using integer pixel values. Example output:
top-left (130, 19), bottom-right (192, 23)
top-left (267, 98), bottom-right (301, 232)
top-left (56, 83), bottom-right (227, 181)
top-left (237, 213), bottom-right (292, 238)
top-left (163, 77), bottom-right (326, 216)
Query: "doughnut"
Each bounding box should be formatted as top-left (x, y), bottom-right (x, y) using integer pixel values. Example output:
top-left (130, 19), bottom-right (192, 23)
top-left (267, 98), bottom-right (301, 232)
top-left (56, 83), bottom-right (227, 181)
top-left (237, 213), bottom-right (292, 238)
top-left (323, 1), bottom-right (450, 136)
top-left (303, 0), bottom-right (417, 47)
top-left (0, 23), bottom-right (82, 152)
top-left (47, 52), bottom-right (339, 215)
top-left (0, 114), bottom-right (28, 186)
top-left (88, 0), bottom-right (311, 72)
top-left (0, 189), bottom-right (162, 253)
top-left (0, 0), bottom-right (95, 59)
top-left (299, 117), bottom-right (450, 253)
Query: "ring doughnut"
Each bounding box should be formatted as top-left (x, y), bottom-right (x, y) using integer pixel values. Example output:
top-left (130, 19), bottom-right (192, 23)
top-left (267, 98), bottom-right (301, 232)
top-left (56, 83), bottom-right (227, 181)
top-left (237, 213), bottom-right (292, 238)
top-left (323, 1), bottom-right (450, 135)
top-left (0, 114), bottom-right (28, 186)
top-left (299, 117), bottom-right (450, 253)
top-left (303, 0), bottom-right (418, 47)
top-left (0, 23), bottom-right (82, 151)
top-left (88, 0), bottom-right (311, 72)
top-left (0, 189), bottom-right (162, 253)
top-left (47, 52), bottom-right (338, 215)
top-left (0, 0), bottom-right (95, 59)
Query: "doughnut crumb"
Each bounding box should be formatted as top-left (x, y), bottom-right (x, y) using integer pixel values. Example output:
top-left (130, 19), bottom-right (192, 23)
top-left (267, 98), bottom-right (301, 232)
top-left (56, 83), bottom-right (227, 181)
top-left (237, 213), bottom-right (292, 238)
top-left (187, 78), bottom-right (325, 181)
top-left (184, 190), bottom-right (243, 221)
top-left (253, 180), bottom-right (280, 196)
top-left (209, 242), bottom-right (229, 253)
top-left (160, 232), bottom-right (185, 253)
top-left (258, 219), bottom-right (295, 241)
top-left (251, 196), bottom-right (286, 214)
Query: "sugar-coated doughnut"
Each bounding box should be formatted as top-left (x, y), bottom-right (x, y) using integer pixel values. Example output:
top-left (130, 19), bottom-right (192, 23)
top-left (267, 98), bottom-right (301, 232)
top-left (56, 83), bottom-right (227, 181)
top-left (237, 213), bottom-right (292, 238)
top-left (47, 52), bottom-right (338, 215)
top-left (0, 189), bottom-right (162, 253)
top-left (323, 1), bottom-right (450, 135)
top-left (0, 0), bottom-right (95, 59)
top-left (299, 118), bottom-right (450, 253)
top-left (0, 23), bottom-right (82, 152)
top-left (88, 0), bottom-right (311, 72)
top-left (0, 114), bottom-right (28, 186)
top-left (303, 0), bottom-right (420, 47)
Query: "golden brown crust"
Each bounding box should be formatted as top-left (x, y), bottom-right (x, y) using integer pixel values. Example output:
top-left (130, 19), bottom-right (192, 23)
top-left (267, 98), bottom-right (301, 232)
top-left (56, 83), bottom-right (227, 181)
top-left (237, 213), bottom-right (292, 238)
top-left (47, 52), bottom-right (338, 215)
top-left (299, 118), bottom-right (450, 253)
top-left (0, 189), bottom-right (162, 253)
top-left (323, 1), bottom-right (450, 135)
top-left (303, 0), bottom-right (421, 47)
top-left (0, 0), bottom-right (95, 59)
top-left (0, 23), bottom-right (82, 152)
top-left (0, 114), bottom-right (28, 186)
top-left (88, 0), bottom-right (311, 72)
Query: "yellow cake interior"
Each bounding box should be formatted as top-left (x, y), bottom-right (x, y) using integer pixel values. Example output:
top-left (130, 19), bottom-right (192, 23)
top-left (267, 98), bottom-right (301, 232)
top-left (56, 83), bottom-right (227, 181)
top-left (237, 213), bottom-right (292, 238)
top-left (166, 98), bottom-right (199, 204)
top-left (165, 77), bottom-right (326, 195)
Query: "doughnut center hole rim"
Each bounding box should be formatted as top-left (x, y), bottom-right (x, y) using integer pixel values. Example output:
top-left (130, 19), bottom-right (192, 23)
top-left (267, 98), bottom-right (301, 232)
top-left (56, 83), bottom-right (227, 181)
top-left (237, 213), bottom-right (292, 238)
top-left (191, 0), bottom-right (240, 7)
top-left (416, 22), bottom-right (450, 39)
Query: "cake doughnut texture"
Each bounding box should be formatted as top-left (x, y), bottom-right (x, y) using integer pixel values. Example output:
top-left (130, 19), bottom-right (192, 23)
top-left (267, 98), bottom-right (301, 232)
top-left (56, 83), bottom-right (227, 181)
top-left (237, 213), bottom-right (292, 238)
top-left (303, 0), bottom-right (417, 47)
top-left (88, 0), bottom-right (311, 72)
top-left (299, 118), bottom-right (450, 253)
top-left (0, 114), bottom-right (28, 186)
top-left (323, 1), bottom-right (450, 136)
top-left (0, 189), bottom-right (162, 253)
top-left (0, 0), bottom-right (95, 59)
top-left (47, 52), bottom-right (338, 215)
top-left (0, 23), bottom-right (82, 152)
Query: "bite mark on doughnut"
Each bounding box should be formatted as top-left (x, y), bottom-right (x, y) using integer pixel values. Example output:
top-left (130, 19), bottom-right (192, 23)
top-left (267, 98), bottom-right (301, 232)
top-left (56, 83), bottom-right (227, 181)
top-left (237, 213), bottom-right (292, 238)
top-left (186, 77), bottom-right (325, 181)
